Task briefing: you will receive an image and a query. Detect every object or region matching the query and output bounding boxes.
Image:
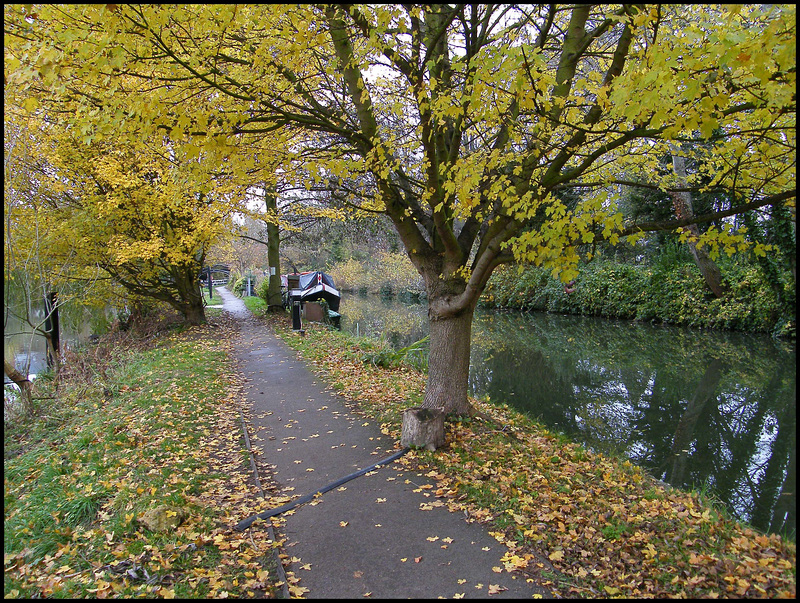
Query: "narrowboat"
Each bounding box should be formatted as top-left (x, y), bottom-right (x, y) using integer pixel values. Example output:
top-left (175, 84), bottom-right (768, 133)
top-left (281, 271), bottom-right (341, 312)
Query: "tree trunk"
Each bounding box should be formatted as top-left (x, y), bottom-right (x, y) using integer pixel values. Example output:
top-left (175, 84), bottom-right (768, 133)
top-left (401, 407), bottom-right (446, 451)
top-left (180, 300), bottom-right (207, 326)
top-left (422, 303), bottom-right (475, 415)
top-left (43, 292), bottom-right (60, 373)
top-left (669, 147), bottom-right (726, 298)
top-left (4, 358), bottom-right (34, 416)
top-left (173, 264), bottom-right (207, 326)
top-left (265, 191), bottom-right (283, 312)
top-left (668, 358), bottom-right (724, 485)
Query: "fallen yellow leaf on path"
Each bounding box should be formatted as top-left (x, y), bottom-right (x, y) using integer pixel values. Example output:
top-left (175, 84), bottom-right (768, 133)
top-left (288, 585), bottom-right (309, 597)
top-left (549, 550), bottom-right (564, 561)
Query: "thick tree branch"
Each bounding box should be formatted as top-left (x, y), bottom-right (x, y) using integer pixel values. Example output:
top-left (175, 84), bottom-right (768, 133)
top-left (619, 189), bottom-right (796, 237)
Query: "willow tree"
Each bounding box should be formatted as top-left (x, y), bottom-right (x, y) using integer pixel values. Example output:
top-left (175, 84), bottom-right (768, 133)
top-left (5, 4), bottom-right (795, 414)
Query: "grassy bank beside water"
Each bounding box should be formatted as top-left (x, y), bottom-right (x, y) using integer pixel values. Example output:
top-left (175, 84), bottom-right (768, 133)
top-left (4, 314), bottom-right (284, 599)
top-left (7, 293), bottom-right (793, 599)
top-left (253, 308), bottom-right (795, 599)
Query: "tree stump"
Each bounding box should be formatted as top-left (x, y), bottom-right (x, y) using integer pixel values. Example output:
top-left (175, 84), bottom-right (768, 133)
top-left (401, 407), bottom-right (445, 451)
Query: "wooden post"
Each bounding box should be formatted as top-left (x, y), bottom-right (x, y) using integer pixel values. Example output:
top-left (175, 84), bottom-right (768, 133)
top-left (44, 292), bottom-right (59, 369)
top-left (401, 407), bottom-right (445, 451)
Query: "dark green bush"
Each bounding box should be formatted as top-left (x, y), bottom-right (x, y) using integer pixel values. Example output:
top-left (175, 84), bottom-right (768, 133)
top-left (230, 276), bottom-right (246, 296)
top-left (704, 261), bottom-right (780, 331)
top-left (635, 263), bottom-right (709, 326)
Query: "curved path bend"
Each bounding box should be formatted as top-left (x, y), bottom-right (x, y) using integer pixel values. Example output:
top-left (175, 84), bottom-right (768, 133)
top-left (215, 287), bottom-right (550, 599)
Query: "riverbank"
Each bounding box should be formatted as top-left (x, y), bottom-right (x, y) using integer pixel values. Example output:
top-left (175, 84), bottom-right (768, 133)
top-left (480, 260), bottom-right (795, 338)
top-left (5, 298), bottom-right (795, 598)
top-left (4, 313), bottom-right (283, 598)
top-left (325, 252), bottom-right (795, 338)
top-left (246, 300), bottom-right (796, 598)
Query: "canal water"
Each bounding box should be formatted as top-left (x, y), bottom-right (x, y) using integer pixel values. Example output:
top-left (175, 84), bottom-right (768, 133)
top-left (340, 292), bottom-right (796, 537)
top-left (4, 298), bottom-right (117, 379)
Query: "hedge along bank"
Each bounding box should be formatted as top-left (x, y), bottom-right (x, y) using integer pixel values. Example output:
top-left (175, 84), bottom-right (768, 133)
top-left (481, 260), bottom-right (793, 336)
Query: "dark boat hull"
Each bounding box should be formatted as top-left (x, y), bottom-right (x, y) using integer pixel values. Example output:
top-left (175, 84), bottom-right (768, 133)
top-left (291, 284), bottom-right (340, 312)
top-left (281, 271), bottom-right (341, 312)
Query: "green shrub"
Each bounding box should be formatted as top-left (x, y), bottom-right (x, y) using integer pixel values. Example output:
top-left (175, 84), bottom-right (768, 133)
top-left (635, 264), bottom-right (708, 326)
top-left (558, 262), bottom-right (648, 318)
top-left (256, 276), bottom-right (271, 302)
top-left (227, 272), bottom-right (258, 297)
top-left (481, 256), bottom-right (784, 334)
top-left (705, 261), bottom-right (779, 331)
top-left (362, 335), bottom-right (429, 371)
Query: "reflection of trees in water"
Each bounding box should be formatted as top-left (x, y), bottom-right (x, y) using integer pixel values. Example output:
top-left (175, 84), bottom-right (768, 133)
top-left (469, 347), bottom-right (579, 432)
top-left (627, 363), bottom-right (795, 537)
top-left (472, 310), bottom-right (796, 536)
top-left (5, 287), bottom-right (117, 375)
top-left (344, 296), bottom-right (795, 535)
top-left (723, 372), bottom-right (796, 536)
top-left (666, 359), bottom-right (725, 486)
top-left (341, 294), bottom-right (428, 347)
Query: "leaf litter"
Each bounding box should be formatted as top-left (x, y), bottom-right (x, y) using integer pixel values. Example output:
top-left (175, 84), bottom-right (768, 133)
top-left (4, 315), bottom-right (285, 598)
top-left (268, 317), bottom-right (796, 599)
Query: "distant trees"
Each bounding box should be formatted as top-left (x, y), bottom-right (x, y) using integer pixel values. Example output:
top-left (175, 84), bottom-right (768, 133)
top-left (329, 250), bottom-right (425, 296)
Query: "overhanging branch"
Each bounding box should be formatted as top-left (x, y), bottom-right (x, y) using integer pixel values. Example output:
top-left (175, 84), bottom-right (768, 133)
top-left (619, 189), bottom-right (796, 237)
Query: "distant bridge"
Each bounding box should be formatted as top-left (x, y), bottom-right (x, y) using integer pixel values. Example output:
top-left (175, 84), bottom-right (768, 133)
top-left (200, 264), bottom-right (231, 286)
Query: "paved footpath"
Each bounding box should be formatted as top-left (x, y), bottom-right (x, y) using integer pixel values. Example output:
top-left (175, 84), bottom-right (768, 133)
top-left (216, 288), bottom-right (550, 599)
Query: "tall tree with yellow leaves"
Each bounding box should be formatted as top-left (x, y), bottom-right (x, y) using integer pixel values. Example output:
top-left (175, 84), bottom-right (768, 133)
top-left (5, 4), bottom-right (795, 414)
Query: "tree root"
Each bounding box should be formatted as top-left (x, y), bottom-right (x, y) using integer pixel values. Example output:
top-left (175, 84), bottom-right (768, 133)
top-left (456, 403), bottom-right (522, 441)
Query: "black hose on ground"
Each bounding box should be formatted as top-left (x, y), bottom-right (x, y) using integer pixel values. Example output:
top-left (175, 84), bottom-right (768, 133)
top-left (234, 447), bottom-right (411, 532)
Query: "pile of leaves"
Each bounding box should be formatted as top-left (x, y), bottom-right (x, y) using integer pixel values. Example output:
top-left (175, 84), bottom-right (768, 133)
top-left (4, 317), bottom-right (285, 598)
top-left (271, 317), bottom-right (796, 599)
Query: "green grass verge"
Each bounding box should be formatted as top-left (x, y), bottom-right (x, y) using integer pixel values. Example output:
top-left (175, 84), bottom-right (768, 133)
top-left (241, 295), bottom-right (269, 316)
top-left (4, 318), bottom-right (281, 599)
